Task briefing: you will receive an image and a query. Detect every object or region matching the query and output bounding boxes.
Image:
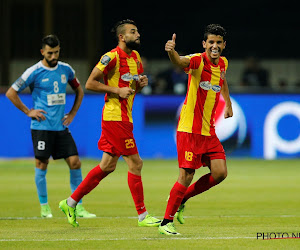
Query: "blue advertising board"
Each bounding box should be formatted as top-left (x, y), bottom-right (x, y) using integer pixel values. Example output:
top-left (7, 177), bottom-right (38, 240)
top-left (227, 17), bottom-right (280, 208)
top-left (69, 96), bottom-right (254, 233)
top-left (0, 94), bottom-right (299, 159)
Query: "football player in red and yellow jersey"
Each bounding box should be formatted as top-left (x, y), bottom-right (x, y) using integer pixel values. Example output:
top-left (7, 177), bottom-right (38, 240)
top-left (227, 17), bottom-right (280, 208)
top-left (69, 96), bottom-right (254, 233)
top-left (59, 20), bottom-right (160, 228)
top-left (159, 24), bottom-right (233, 235)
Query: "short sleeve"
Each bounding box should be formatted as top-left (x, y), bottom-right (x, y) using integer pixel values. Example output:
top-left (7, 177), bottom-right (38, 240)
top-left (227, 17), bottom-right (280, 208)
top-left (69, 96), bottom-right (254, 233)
top-left (96, 51), bottom-right (116, 75)
top-left (67, 64), bottom-right (75, 81)
top-left (183, 53), bottom-right (202, 73)
top-left (222, 56), bottom-right (229, 71)
top-left (133, 50), bottom-right (144, 74)
top-left (12, 67), bottom-right (36, 92)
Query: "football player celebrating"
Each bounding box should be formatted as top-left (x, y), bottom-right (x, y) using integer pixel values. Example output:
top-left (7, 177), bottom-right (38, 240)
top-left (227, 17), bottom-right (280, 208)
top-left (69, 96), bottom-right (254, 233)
top-left (59, 20), bottom-right (161, 228)
top-left (159, 24), bottom-right (233, 235)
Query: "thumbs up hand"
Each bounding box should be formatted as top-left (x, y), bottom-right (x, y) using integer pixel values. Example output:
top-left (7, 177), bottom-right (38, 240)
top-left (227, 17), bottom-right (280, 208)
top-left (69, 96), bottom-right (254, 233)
top-left (165, 33), bottom-right (176, 52)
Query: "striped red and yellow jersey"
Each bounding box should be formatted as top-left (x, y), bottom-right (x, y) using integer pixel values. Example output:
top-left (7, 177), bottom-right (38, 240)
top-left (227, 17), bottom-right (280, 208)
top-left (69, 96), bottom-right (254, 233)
top-left (178, 52), bottom-right (228, 136)
top-left (96, 46), bottom-right (144, 123)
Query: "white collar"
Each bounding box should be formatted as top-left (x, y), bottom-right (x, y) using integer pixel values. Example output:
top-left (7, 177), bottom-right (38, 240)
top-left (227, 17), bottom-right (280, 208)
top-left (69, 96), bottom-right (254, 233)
top-left (39, 60), bottom-right (59, 71)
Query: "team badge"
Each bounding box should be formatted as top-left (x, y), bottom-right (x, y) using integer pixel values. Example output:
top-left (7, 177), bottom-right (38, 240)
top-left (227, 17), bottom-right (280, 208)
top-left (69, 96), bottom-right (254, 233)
top-left (101, 55), bottom-right (111, 66)
top-left (61, 74), bottom-right (67, 84)
top-left (220, 70), bottom-right (226, 80)
top-left (14, 78), bottom-right (25, 89)
top-left (135, 59), bottom-right (140, 69)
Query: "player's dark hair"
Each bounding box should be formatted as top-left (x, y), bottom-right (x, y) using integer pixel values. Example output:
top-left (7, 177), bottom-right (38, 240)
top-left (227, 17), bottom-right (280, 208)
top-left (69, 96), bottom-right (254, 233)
top-left (41, 34), bottom-right (60, 49)
top-left (204, 24), bottom-right (226, 41)
top-left (111, 19), bottom-right (137, 40)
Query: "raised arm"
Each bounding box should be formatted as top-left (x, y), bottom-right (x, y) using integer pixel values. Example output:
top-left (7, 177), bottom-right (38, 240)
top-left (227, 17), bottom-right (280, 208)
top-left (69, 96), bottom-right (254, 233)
top-left (85, 67), bottom-right (134, 99)
top-left (221, 78), bottom-right (233, 119)
top-left (165, 33), bottom-right (190, 68)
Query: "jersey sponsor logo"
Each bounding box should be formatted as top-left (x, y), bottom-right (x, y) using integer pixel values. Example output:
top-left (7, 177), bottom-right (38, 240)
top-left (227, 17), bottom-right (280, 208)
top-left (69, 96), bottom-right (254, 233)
top-left (121, 73), bottom-right (139, 82)
top-left (47, 93), bottom-right (66, 106)
top-left (42, 78), bottom-right (49, 82)
top-left (199, 81), bottom-right (211, 90)
top-left (199, 81), bottom-right (221, 93)
top-left (133, 74), bottom-right (139, 81)
top-left (101, 55), bottom-right (111, 66)
top-left (61, 74), bottom-right (67, 84)
top-left (212, 85), bottom-right (221, 93)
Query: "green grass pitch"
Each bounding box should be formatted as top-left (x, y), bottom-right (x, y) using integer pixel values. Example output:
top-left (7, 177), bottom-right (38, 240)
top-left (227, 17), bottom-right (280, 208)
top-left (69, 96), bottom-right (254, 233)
top-left (0, 158), bottom-right (299, 249)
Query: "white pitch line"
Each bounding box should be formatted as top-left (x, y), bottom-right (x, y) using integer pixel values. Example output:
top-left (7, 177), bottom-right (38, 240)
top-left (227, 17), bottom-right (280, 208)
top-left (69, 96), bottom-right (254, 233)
top-left (0, 215), bottom-right (299, 220)
top-left (0, 236), bottom-right (255, 242)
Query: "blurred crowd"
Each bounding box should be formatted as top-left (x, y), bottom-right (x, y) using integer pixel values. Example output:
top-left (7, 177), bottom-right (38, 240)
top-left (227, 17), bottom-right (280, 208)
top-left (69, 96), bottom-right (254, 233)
top-left (1, 56), bottom-right (300, 95)
top-left (140, 56), bottom-right (300, 95)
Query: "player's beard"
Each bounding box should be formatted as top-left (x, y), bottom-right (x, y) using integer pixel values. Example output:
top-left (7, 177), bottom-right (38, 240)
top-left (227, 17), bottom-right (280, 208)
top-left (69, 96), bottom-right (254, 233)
top-left (126, 39), bottom-right (140, 50)
top-left (45, 58), bottom-right (58, 67)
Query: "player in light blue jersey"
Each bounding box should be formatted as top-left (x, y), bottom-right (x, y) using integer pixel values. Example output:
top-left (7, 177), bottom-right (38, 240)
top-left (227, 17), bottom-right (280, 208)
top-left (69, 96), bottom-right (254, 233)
top-left (6, 35), bottom-right (96, 219)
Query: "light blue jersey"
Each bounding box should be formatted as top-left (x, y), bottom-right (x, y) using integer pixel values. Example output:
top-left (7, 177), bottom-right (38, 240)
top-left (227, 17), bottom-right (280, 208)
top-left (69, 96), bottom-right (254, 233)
top-left (12, 61), bottom-right (76, 131)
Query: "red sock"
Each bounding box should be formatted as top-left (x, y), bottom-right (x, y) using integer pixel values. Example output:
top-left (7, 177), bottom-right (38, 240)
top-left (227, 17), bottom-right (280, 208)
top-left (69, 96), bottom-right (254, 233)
top-left (183, 173), bottom-right (217, 201)
top-left (128, 172), bottom-right (146, 215)
top-left (71, 165), bottom-right (107, 202)
top-left (164, 182), bottom-right (187, 220)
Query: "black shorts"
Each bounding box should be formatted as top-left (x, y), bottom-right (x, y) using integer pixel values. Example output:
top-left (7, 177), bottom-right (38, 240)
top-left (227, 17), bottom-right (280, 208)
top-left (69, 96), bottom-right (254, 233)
top-left (31, 128), bottom-right (78, 160)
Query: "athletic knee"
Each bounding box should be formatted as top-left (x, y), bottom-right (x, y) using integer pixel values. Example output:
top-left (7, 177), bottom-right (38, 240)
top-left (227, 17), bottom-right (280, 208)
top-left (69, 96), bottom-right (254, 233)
top-left (70, 159), bottom-right (81, 170)
top-left (178, 168), bottom-right (195, 187)
top-left (35, 159), bottom-right (48, 170)
top-left (135, 158), bottom-right (143, 171)
top-left (100, 162), bottom-right (116, 173)
top-left (213, 168), bottom-right (227, 183)
top-left (128, 158), bottom-right (143, 175)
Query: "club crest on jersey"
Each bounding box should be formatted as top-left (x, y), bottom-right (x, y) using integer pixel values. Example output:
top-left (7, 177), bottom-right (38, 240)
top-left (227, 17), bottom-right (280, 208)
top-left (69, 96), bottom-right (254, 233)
top-left (135, 59), bottom-right (141, 69)
top-left (121, 72), bottom-right (139, 82)
top-left (220, 70), bottom-right (226, 80)
top-left (61, 74), bottom-right (67, 84)
top-left (101, 55), bottom-right (111, 66)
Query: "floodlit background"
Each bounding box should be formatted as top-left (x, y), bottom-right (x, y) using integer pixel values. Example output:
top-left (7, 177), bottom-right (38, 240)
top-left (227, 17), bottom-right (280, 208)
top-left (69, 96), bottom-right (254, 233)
top-left (1, 0), bottom-right (300, 159)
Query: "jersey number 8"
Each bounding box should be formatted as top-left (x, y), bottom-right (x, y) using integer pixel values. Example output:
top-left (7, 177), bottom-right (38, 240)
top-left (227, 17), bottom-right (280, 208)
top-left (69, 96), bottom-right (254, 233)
top-left (53, 81), bottom-right (59, 93)
top-left (37, 141), bottom-right (46, 150)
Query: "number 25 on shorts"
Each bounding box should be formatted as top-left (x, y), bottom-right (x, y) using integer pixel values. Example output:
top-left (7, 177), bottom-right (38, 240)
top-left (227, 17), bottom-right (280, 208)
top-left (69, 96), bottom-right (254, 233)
top-left (125, 139), bottom-right (135, 149)
top-left (185, 151), bottom-right (193, 161)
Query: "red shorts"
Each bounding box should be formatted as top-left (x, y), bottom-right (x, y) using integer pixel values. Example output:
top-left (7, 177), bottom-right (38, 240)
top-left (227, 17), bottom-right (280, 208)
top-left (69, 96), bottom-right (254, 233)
top-left (98, 121), bottom-right (138, 157)
top-left (177, 131), bottom-right (226, 169)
